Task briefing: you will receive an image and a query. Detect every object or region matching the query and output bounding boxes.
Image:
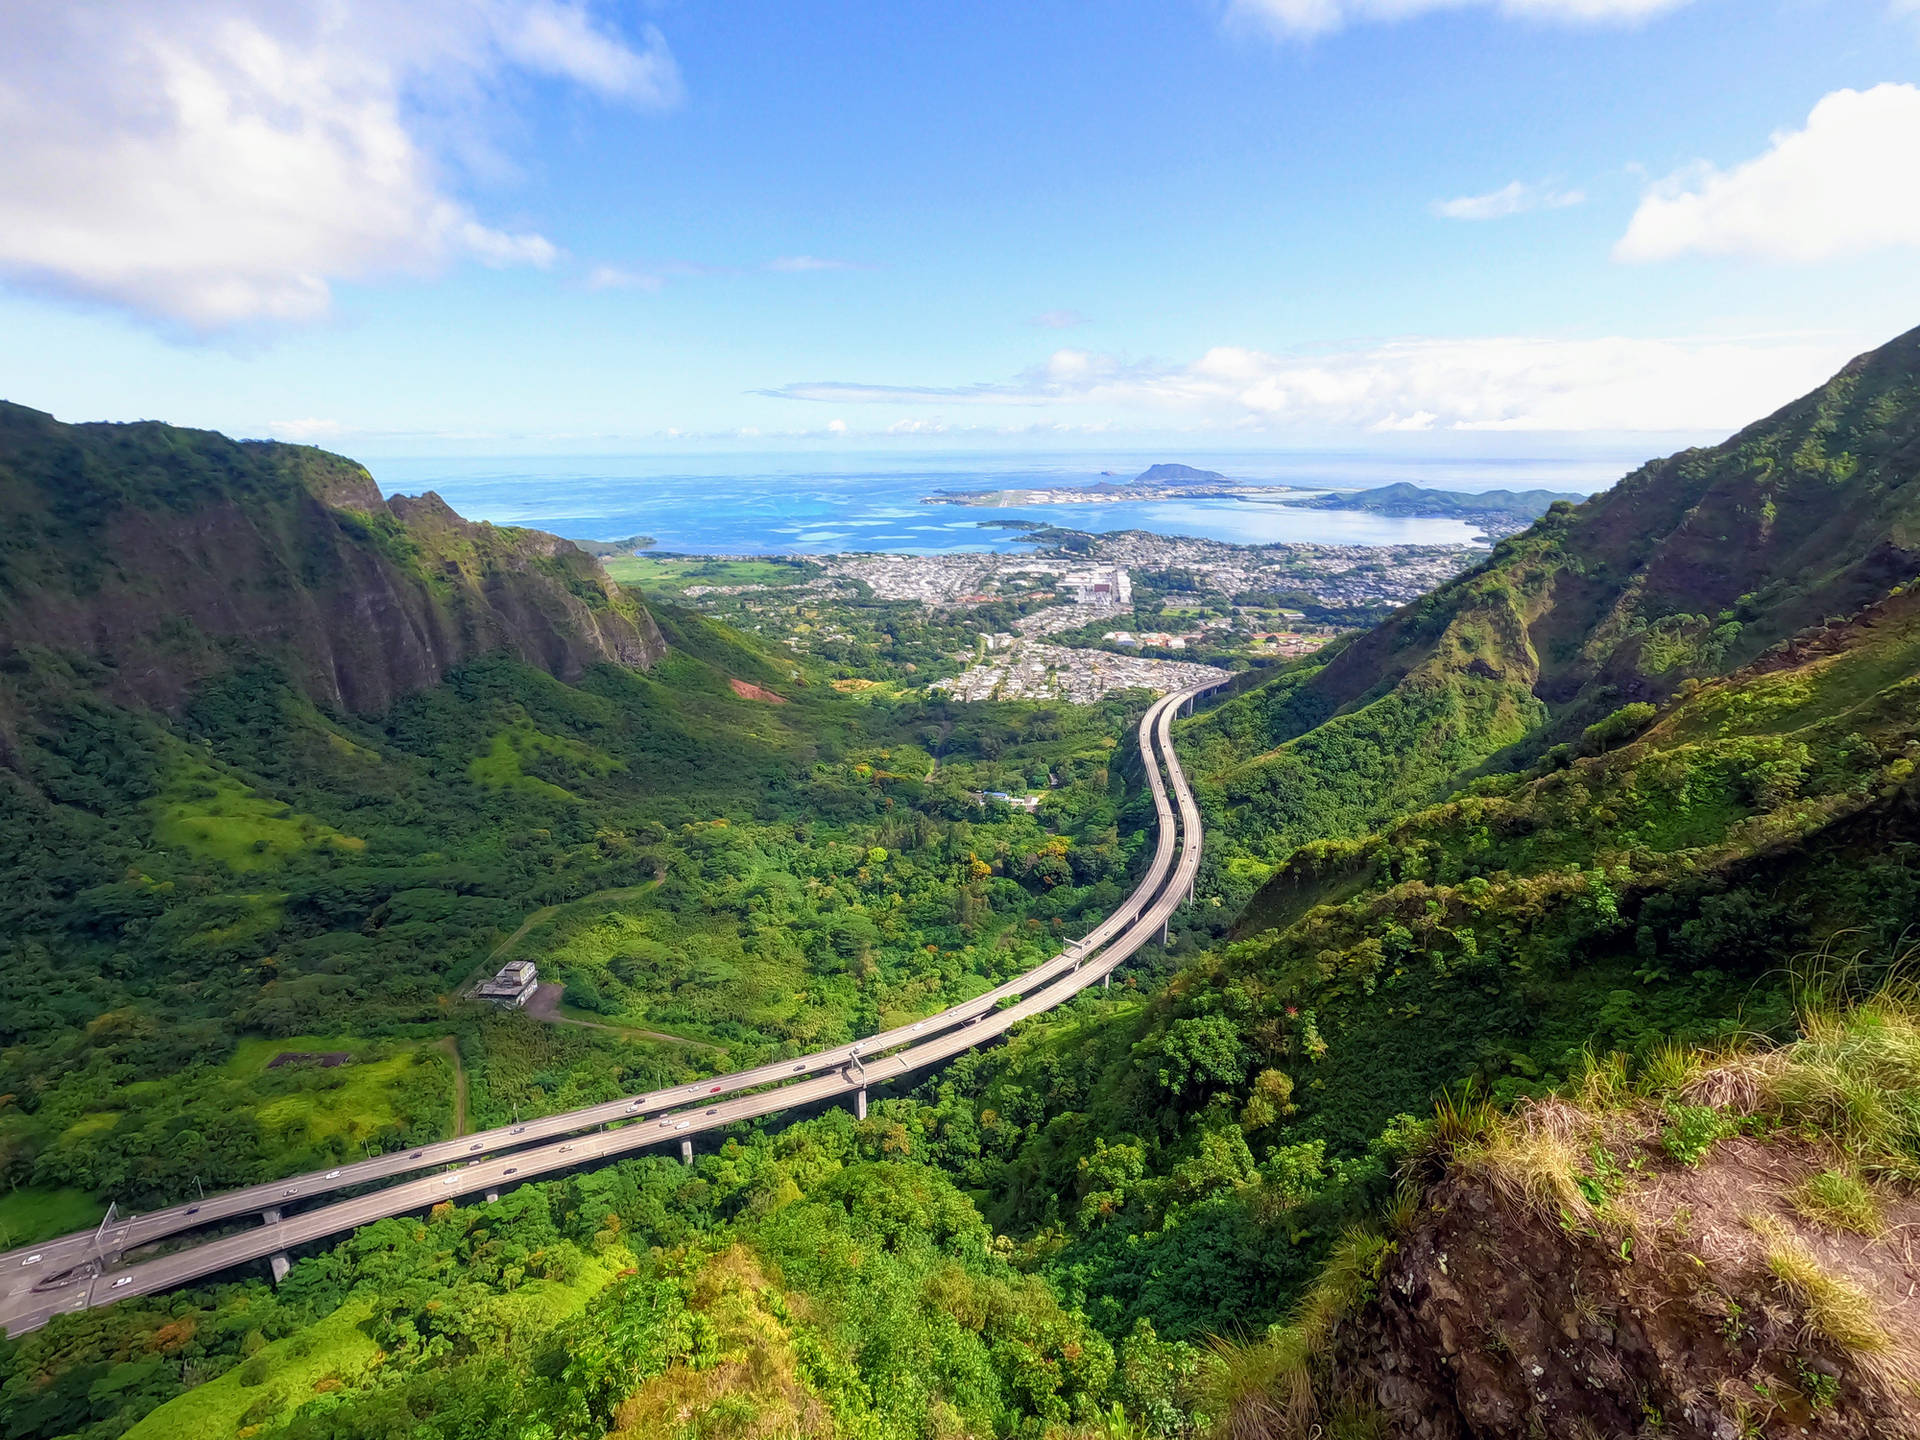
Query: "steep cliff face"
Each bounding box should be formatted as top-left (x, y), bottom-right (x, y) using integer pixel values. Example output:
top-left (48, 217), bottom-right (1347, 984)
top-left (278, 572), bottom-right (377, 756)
top-left (1326, 1082), bottom-right (1920, 1440)
top-left (0, 403), bottom-right (664, 713)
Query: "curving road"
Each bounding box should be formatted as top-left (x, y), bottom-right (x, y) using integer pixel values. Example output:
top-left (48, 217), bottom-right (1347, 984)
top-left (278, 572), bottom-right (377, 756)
top-left (0, 680), bottom-right (1220, 1335)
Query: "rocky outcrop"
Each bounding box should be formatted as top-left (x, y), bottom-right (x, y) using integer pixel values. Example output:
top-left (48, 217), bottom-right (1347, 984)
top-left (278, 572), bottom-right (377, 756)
top-left (0, 402), bottom-right (664, 713)
top-left (1331, 1105), bottom-right (1920, 1439)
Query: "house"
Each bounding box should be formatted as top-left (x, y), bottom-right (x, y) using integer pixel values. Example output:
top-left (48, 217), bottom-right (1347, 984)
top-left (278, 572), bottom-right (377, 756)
top-left (477, 959), bottom-right (540, 1007)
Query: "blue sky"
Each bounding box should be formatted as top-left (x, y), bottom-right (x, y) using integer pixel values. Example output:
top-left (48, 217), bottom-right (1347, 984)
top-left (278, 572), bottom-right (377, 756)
top-left (1, 0), bottom-right (1917, 454)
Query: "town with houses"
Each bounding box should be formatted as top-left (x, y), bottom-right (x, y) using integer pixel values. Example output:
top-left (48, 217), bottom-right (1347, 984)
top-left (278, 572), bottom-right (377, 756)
top-left (622, 529), bottom-right (1484, 702)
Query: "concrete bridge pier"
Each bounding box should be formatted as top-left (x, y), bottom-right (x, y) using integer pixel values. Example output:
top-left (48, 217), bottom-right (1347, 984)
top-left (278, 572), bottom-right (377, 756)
top-left (1102, 970), bottom-right (1110, 991)
top-left (680, 1138), bottom-right (694, 1165)
top-left (484, 1189), bottom-right (500, 1204)
top-left (855, 1086), bottom-right (868, 1121)
top-left (260, 1208), bottom-right (289, 1285)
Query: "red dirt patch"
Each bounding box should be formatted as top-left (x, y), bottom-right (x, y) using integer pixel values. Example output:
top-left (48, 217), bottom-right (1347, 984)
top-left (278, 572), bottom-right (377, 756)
top-left (728, 677), bottom-right (786, 703)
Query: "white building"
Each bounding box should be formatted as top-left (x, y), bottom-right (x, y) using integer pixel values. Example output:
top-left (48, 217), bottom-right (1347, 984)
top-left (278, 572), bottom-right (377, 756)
top-left (477, 959), bottom-right (539, 1007)
top-left (1062, 566), bottom-right (1132, 610)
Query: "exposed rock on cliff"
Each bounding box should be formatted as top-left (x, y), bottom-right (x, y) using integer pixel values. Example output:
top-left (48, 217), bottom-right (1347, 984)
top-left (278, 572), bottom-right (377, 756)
top-left (0, 402), bottom-right (664, 712)
top-left (1239, 1000), bottom-right (1920, 1440)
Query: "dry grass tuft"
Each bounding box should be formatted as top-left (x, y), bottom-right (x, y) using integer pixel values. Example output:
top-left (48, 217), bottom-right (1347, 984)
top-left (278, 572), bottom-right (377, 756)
top-left (1203, 1227), bottom-right (1395, 1439)
top-left (1455, 1099), bottom-right (1602, 1225)
top-left (1747, 1213), bottom-right (1894, 1360)
top-left (1763, 997), bottom-right (1920, 1177)
top-left (1680, 1053), bottom-right (1783, 1113)
top-left (1789, 1169), bottom-right (1886, 1237)
top-left (1202, 1328), bottom-right (1312, 1440)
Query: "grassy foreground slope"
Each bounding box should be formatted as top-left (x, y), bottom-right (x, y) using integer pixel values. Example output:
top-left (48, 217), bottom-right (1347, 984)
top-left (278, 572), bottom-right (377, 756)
top-left (1221, 991), bottom-right (1920, 1439)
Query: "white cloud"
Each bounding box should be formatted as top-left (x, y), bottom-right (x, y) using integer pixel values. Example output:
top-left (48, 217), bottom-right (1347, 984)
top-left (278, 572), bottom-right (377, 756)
top-left (265, 417), bottom-right (345, 441)
top-left (1032, 309), bottom-right (1090, 329)
top-left (0, 2), bottom-right (680, 330)
top-left (1432, 180), bottom-right (1585, 220)
top-left (1230, 0), bottom-right (1693, 39)
top-left (765, 255), bottom-right (866, 273)
top-left (767, 332), bottom-right (1865, 434)
top-left (498, 3), bottom-right (681, 103)
top-left (585, 264), bottom-right (665, 292)
top-left (1616, 84), bottom-right (1920, 264)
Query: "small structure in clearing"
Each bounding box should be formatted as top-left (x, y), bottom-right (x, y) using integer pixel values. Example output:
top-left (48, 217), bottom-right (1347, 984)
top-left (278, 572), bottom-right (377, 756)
top-left (477, 959), bottom-right (539, 1007)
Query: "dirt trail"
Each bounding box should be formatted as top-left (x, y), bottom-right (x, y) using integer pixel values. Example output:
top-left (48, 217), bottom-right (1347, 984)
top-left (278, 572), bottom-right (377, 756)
top-left (437, 1036), bottom-right (469, 1136)
top-left (524, 983), bottom-right (721, 1052)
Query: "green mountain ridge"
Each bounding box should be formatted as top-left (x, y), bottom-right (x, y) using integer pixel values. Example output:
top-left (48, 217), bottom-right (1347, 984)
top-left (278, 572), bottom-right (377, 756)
top-left (0, 402), bottom-right (665, 718)
top-left (7, 328), bottom-right (1920, 1440)
top-left (1190, 324), bottom-right (1920, 885)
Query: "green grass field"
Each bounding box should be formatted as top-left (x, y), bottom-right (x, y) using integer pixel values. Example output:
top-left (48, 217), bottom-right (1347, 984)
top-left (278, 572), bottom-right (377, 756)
top-left (223, 1036), bottom-right (454, 1153)
top-left (601, 555), bottom-right (815, 591)
top-left (152, 760), bottom-right (364, 872)
top-left (0, 1186), bottom-right (103, 1249)
top-left (121, 1245), bottom-right (632, 1440)
top-left (121, 1297), bottom-right (382, 1440)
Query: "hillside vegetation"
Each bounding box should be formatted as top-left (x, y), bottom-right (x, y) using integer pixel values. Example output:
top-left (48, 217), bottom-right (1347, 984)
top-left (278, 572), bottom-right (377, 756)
top-left (0, 402), bottom-right (663, 715)
top-left (6, 328), bottom-right (1920, 1440)
top-left (1187, 324), bottom-right (1920, 889)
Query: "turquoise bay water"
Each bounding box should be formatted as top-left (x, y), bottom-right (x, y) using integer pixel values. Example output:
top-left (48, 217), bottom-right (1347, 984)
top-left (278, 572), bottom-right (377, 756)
top-left (367, 451), bottom-right (1625, 555)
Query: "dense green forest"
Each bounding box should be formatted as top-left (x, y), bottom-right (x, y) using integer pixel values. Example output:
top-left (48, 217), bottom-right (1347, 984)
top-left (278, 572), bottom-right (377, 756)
top-left (4, 328), bottom-right (1920, 1439)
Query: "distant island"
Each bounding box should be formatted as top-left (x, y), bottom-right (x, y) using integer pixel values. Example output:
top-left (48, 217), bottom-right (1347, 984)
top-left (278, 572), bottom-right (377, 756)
top-left (923, 461), bottom-right (1282, 508)
top-left (569, 533), bottom-right (657, 557)
top-left (1132, 462), bottom-right (1225, 484)
top-left (921, 464), bottom-right (1584, 537)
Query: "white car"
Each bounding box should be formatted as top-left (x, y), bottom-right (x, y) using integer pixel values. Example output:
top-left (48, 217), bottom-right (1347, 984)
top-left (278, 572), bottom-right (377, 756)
top-left (675, 1120), bottom-right (691, 1131)
top-left (658, 1118), bottom-right (675, 1128)
top-left (20, 1253), bottom-right (41, 1266)
top-left (325, 1169), bottom-right (341, 1179)
top-left (441, 1175), bottom-right (460, 1186)
top-left (111, 1277), bottom-right (132, 1288)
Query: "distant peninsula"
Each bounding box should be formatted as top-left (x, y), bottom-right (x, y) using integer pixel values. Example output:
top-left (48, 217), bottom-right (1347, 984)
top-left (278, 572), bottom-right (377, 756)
top-left (920, 465), bottom-right (1588, 538)
top-left (923, 461), bottom-right (1277, 508)
top-left (1296, 482), bottom-right (1586, 535)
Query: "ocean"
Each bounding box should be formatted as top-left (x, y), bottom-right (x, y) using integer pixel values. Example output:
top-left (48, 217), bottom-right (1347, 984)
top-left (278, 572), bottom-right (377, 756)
top-left (365, 450), bottom-right (1632, 556)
